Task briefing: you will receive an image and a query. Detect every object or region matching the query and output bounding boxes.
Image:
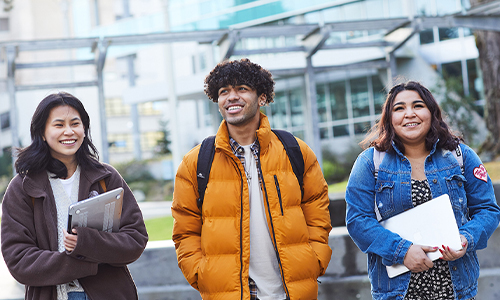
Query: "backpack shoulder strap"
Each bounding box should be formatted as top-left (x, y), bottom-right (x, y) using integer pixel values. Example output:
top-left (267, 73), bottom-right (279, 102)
top-left (373, 148), bottom-right (386, 222)
top-left (99, 179), bottom-right (107, 193)
top-left (272, 129), bottom-right (305, 198)
top-left (451, 145), bottom-right (464, 175)
top-left (196, 135), bottom-right (216, 209)
top-left (373, 148), bottom-right (386, 180)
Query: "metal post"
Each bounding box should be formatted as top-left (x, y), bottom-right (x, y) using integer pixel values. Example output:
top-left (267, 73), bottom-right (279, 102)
top-left (304, 56), bottom-right (323, 169)
top-left (125, 54), bottom-right (142, 161)
top-left (386, 52), bottom-right (397, 87)
top-left (6, 46), bottom-right (18, 176)
top-left (96, 39), bottom-right (110, 163)
top-left (163, 0), bottom-right (181, 171)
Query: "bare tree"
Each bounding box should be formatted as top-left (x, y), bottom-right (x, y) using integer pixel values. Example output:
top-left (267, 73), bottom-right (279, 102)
top-left (470, 0), bottom-right (500, 159)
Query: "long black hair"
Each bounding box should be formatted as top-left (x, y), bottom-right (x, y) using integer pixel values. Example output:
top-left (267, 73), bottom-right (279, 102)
top-left (15, 92), bottom-right (103, 178)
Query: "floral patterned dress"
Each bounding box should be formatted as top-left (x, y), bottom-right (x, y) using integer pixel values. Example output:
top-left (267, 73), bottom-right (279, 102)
top-left (404, 179), bottom-right (475, 300)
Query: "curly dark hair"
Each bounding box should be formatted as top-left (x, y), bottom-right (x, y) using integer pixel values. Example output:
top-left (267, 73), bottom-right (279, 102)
top-left (204, 58), bottom-right (275, 103)
top-left (361, 81), bottom-right (462, 154)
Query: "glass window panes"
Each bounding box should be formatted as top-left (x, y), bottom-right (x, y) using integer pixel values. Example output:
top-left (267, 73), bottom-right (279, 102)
top-left (320, 127), bottom-right (329, 140)
top-left (316, 84), bottom-right (328, 122)
top-left (372, 75), bottom-right (386, 114)
top-left (354, 121), bottom-right (371, 135)
top-left (106, 97), bottom-right (130, 116)
top-left (419, 29), bottom-right (434, 44)
top-left (463, 27), bottom-right (473, 37)
top-left (351, 77), bottom-right (370, 118)
top-left (333, 124), bottom-right (349, 137)
top-left (290, 88), bottom-right (304, 127)
top-left (414, 0), bottom-right (433, 16)
top-left (329, 81), bottom-right (347, 120)
top-left (438, 27), bottom-right (459, 41)
top-left (0, 112), bottom-right (10, 130)
top-left (271, 91), bottom-right (289, 129)
top-left (442, 61), bottom-right (464, 95)
top-left (467, 59), bottom-right (481, 100)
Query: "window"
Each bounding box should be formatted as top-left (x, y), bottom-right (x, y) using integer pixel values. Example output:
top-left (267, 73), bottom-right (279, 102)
top-left (0, 18), bottom-right (9, 31)
top-left (350, 77), bottom-right (370, 118)
top-left (138, 102), bottom-right (162, 116)
top-left (289, 88), bottom-right (304, 127)
top-left (270, 91), bottom-right (289, 129)
top-left (333, 124), bottom-right (349, 137)
top-left (467, 59), bottom-right (482, 100)
top-left (106, 97), bottom-right (130, 116)
top-left (438, 27), bottom-right (459, 41)
top-left (442, 61), bottom-right (464, 95)
top-left (109, 133), bottom-right (131, 153)
top-left (419, 29), bottom-right (434, 44)
top-left (0, 112), bottom-right (9, 130)
top-left (414, 0), bottom-right (433, 16)
top-left (316, 84), bottom-right (328, 122)
top-left (354, 121), bottom-right (371, 135)
top-left (329, 81), bottom-right (347, 120)
top-left (372, 75), bottom-right (386, 114)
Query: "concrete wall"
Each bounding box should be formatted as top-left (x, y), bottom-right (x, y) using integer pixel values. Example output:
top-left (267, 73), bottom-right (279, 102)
top-left (129, 223), bottom-right (500, 300)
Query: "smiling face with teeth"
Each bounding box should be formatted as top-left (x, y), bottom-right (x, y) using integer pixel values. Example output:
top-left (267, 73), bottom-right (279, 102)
top-left (43, 105), bottom-right (85, 168)
top-left (217, 84), bottom-right (266, 131)
top-left (391, 90), bottom-right (432, 148)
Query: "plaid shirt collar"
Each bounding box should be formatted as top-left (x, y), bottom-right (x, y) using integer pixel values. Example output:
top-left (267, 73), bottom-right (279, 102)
top-left (229, 136), bottom-right (260, 162)
top-left (229, 136), bottom-right (262, 185)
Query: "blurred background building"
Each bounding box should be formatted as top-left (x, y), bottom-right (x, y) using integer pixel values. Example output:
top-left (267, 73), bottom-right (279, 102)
top-left (0, 0), bottom-right (486, 176)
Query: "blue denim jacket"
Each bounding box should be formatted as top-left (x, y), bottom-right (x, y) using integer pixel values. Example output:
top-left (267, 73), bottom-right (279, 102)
top-left (345, 141), bottom-right (500, 300)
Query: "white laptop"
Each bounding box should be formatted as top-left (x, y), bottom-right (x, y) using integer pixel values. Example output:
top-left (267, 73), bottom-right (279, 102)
top-left (380, 194), bottom-right (462, 278)
top-left (68, 187), bottom-right (124, 233)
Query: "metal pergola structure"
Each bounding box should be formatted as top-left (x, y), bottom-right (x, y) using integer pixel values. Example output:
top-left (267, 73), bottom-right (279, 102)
top-left (3, 0), bottom-right (500, 170)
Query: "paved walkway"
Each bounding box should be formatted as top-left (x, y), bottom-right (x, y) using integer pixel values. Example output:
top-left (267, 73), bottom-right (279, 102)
top-left (0, 201), bottom-right (172, 300)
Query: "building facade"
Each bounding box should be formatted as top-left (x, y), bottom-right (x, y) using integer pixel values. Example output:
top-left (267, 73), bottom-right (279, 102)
top-left (0, 0), bottom-right (484, 171)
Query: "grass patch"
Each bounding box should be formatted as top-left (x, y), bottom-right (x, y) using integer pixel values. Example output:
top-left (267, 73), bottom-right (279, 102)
top-left (144, 216), bottom-right (174, 241)
top-left (135, 161), bottom-right (500, 241)
top-left (328, 181), bottom-right (348, 194)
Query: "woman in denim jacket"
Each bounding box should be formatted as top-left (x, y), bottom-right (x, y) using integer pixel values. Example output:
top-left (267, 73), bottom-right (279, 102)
top-left (345, 81), bottom-right (500, 300)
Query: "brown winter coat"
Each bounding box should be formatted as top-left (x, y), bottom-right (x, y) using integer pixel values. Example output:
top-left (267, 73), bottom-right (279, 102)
top-left (172, 113), bottom-right (332, 299)
top-left (1, 163), bottom-right (148, 300)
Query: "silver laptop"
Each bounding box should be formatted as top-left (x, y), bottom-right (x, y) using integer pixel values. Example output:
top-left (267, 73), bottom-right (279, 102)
top-left (68, 187), bottom-right (124, 233)
top-left (380, 194), bottom-right (462, 278)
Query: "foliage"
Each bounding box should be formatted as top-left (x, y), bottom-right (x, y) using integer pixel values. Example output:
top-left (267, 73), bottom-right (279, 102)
top-left (114, 160), bottom-right (154, 183)
top-left (155, 120), bottom-right (172, 155)
top-left (0, 149), bottom-right (12, 177)
top-left (434, 76), bottom-right (481, 145)
top-left (144, 216), bottom-right (174, 241)
top-left (322, 143), bottom-right (362, 184)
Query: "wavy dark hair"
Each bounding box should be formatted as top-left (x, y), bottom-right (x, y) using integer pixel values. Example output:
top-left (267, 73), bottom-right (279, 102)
top-left (361, 81), bottom-right (462, 154)
top-left (15, 92), bottom-right (103, 178)
top-left (204, 58), bottom-right (275, 103)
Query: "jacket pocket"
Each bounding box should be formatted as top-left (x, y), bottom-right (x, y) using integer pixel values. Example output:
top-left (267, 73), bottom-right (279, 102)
top-left (375, 181), bottom-right (395, 218)
top-left (274, 175), bottom-right (284, 215)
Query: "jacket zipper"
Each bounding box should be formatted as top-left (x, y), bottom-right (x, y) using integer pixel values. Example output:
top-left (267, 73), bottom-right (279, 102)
top-left (229, 156), bottom-right (245, 300)
top-left (274, 175), bottom-right (284, 216)
top-left (257, 160), bottom-right (290, 299)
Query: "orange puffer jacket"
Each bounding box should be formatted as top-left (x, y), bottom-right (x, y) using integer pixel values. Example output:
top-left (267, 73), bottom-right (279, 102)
top-left (172, 113), bottom-right (332, 300)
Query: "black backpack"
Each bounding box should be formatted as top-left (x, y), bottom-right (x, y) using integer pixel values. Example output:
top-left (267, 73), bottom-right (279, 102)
top-left (196, 129), bottom-right (304, 210)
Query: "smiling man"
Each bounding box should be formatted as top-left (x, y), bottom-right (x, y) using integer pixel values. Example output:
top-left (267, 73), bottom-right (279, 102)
top-left (171, 58), bottom-right (332, 300)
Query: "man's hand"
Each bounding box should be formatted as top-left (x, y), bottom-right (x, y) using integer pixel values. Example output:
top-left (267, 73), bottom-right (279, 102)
top-left (63, 229), bottom-right (78, 252)
top-left (403, 244), bottom-right (438, 273)
top-left (439, 234), bottom-right (468, 261)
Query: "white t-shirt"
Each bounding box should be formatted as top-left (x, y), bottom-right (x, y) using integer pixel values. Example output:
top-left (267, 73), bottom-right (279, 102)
top-left (243, 145), bottom-right (286, 300)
